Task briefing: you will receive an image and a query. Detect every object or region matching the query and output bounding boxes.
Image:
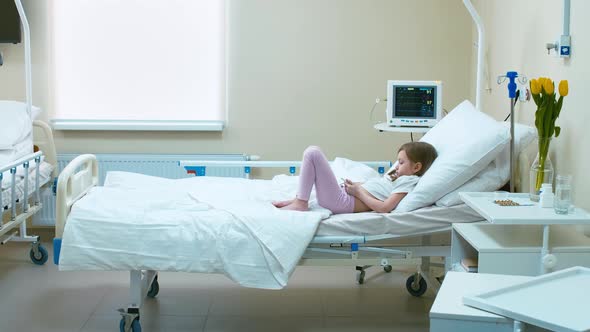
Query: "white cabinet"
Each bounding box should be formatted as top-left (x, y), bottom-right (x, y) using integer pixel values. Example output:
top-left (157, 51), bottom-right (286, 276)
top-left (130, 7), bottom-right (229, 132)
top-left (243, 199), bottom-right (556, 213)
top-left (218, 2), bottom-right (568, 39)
top-left (451, 223), bottom-right (590, 276)
top-left (451, 192), bottom-right (590, 276)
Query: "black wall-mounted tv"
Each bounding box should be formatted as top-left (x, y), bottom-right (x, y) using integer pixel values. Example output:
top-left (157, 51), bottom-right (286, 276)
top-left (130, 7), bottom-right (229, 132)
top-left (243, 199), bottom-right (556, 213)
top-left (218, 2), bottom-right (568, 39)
top-left (0, 0), bottom-right (22, 44)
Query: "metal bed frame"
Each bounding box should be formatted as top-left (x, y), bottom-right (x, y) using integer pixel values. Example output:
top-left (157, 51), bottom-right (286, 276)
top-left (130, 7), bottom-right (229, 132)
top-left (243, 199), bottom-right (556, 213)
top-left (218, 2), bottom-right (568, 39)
top-left (1, 121), bottom-right (57, 264)
top-left (54, 155), bottom-right (452, 332)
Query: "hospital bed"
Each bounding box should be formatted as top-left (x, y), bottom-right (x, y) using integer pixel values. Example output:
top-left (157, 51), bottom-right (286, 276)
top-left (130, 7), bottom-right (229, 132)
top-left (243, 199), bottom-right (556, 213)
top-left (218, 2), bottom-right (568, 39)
top-left (53, 154), bottom-right (486, 332)
top-left (52, 100), bottom-right (532, 332)
top-left (1, 120), bottom-right (57, 264)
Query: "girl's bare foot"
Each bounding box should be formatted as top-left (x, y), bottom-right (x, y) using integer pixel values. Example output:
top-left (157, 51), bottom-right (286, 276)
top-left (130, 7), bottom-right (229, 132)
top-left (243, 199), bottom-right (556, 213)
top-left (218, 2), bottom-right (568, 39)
top-left (281, 199), bottom-right (309, 211)
top-left (272, 199), bottom-right (293, 208)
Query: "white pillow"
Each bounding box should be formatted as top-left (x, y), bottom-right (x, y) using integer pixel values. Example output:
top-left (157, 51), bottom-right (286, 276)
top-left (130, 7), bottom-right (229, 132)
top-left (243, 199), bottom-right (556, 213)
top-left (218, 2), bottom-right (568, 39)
top-left (0, 100), bottom-right (40, 149)
top-left (395, 100), bottom-right (510, 212)
top-left (436, 123), bottom-right (536, 207)
top-left (0, 132), bottom-right (34, 167)
top-left (330, 157), bottom-right (381, 184)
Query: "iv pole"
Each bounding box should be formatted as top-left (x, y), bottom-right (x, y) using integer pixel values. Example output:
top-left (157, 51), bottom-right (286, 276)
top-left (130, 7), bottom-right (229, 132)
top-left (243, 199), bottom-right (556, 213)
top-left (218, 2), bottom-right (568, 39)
top-left (497, 72), bottom-right (527, 193)
top-left (13, 0), bottom-right (33, 119)
top-left (463, 1), bottom-right (522, 192)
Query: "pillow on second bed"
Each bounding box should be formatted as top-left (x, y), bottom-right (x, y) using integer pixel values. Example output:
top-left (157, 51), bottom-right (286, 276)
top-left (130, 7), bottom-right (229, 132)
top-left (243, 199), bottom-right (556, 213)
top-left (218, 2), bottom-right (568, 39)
top-left (0, 100), bottom-right (40, 150)
top-left (395, 100), bottom-right (510, 212)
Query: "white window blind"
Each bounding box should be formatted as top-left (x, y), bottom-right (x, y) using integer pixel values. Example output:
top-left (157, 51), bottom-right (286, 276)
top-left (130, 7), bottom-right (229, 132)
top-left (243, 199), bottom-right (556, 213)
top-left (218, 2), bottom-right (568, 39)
top-left (50, 0), bottom-right (225, 131)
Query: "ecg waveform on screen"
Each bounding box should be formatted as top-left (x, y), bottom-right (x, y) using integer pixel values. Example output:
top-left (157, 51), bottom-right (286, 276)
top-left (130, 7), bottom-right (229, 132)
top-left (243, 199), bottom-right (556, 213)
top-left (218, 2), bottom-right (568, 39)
top-left (394, 86), bottom-right (435, 118)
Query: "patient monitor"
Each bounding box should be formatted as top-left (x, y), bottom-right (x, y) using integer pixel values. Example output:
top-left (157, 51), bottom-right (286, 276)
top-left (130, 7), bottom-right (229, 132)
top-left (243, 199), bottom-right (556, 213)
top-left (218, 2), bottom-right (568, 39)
top-left (386, 80), bottom-right (442, 127)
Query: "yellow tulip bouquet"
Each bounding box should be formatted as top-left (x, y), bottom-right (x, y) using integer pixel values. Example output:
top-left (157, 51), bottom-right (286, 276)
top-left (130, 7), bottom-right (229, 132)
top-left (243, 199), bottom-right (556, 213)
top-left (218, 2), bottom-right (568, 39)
top-left (529, 77), bottom-right (568, 193)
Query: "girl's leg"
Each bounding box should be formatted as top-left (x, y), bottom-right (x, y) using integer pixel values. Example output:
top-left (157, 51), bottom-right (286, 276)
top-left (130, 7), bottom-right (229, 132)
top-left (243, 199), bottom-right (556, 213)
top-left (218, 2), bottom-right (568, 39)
top-left (281, 146), bottom-right (354, 214)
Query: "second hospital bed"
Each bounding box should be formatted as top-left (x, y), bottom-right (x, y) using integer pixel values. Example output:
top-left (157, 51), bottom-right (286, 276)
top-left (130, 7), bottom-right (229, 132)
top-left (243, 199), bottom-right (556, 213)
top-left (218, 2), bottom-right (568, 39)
top-left (1, 119), bottom-right (57, 264)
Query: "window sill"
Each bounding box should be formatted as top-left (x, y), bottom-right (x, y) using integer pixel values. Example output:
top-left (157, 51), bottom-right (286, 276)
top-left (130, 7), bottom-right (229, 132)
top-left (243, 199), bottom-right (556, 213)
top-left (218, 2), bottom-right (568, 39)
top-left (50, 119), bottom-right (225, 131)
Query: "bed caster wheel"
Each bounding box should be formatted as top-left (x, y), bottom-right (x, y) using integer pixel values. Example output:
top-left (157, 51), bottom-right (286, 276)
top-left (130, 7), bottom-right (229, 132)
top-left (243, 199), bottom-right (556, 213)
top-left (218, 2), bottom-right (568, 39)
top-left (383, 265), bottom-right (393, 273)
top-left (29, 244), bottom-right (48, 265)
top-left (147, 276), bottom-right (159, 298)
top-left (356, 270), bottom-right (366, 284)
top-left (406, 274), bottom-right (427, 297)
top-left (119, 317), bottom-right (141, 332)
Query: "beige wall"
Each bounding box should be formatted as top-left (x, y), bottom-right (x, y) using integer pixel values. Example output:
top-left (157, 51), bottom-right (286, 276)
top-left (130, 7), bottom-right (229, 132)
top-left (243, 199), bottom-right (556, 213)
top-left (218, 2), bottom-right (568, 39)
top-left (3, 1), bottom-right (586, 209)
top-left (0, 0), bottom-right (472, 177)
top-left (474, 0), bottom-right (590, 210)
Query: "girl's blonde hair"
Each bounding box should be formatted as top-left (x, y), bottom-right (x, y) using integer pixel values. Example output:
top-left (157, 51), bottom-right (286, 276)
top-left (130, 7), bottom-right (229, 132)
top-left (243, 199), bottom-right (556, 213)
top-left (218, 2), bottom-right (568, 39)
top-left (398, 142), bottom-right (438, 176)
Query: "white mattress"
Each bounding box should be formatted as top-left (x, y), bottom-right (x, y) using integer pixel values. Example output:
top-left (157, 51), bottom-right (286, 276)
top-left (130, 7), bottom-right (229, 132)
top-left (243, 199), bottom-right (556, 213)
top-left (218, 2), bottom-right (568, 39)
top-left (316, 203), bottom-right (482, 237)
top-left (1, 161), bottom-right (54, 210)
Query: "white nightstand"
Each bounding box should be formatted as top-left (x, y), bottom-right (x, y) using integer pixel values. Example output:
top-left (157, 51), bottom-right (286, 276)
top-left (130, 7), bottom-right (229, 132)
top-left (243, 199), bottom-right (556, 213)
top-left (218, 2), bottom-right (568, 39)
top-left (430, 272), bottom-right (549, 332)
top-left (451, 192), bottom-right (590, 275)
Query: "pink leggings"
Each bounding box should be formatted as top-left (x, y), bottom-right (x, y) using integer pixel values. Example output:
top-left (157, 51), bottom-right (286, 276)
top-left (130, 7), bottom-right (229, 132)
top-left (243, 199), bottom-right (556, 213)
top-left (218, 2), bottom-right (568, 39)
top-left (297, 146), bottom-right (355, 214)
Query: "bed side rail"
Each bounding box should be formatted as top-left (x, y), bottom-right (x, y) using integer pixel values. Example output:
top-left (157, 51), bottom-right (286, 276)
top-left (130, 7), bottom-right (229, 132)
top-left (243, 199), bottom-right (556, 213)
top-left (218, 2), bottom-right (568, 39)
top-left (55, 154), bottom-right (98, 238)
top-left (179, 160), bottom-right (392, 178)
top-left (1, 151), bottom-right (44, 223)
top-left (0, 151), bottom-right (43, 174)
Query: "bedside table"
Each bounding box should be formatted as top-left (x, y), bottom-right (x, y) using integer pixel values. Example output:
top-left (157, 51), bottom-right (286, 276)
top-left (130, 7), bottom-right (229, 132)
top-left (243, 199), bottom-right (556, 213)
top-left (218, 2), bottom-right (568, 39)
top-left (451, 192), bottom-right (590, 275)
top-left (430, 272), bottom-right (549, 332)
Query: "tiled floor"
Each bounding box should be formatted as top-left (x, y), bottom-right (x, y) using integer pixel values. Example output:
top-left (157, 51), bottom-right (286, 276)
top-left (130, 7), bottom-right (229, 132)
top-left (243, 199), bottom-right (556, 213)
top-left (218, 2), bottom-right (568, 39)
top-left (0, 239), bottom-right (434, 332)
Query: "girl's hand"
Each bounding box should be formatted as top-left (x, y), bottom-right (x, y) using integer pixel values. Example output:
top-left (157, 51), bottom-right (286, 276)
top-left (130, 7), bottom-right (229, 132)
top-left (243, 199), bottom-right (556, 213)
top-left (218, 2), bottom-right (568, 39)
top-left (344, 180), bottom-right (362, 196)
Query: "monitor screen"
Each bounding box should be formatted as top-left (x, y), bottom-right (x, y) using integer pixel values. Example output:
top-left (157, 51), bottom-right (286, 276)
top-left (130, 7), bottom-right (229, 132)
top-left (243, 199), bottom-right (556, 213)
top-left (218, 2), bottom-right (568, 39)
top-left (0, 1), bottom-right (22, 44)
top-left (385, 80), bottom-right (442, 127)
top-left (393, 86), bottom-right (436, 119)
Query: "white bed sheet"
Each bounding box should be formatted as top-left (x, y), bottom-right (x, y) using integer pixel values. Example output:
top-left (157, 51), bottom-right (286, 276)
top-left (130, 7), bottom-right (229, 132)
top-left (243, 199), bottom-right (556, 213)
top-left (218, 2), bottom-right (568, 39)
top-left (59, 172), bottom-right (324, 289)
top-left (1, 161), bottom-right (54, 209)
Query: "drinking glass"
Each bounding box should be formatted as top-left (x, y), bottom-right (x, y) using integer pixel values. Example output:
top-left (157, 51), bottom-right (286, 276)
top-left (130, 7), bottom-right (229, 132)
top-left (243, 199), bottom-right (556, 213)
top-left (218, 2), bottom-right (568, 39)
top-left (554, 175), bottom-right (572, 215)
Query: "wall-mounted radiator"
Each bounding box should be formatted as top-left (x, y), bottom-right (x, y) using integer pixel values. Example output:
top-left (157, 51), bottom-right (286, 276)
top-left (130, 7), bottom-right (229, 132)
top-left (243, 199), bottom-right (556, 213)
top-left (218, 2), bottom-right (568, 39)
top-left (32, 153), bottom-right (249, 226)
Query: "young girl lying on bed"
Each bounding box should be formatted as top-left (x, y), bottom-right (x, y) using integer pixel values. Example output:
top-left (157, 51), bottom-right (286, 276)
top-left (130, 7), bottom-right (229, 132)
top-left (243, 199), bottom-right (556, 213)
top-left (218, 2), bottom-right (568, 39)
top-left (272, 142), bottom-right (437, 214)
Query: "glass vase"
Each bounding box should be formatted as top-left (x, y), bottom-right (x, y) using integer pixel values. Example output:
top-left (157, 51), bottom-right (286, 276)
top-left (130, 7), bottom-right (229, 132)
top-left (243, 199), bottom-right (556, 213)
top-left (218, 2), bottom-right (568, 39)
top-left (529, 137), bottom-right (554, 202)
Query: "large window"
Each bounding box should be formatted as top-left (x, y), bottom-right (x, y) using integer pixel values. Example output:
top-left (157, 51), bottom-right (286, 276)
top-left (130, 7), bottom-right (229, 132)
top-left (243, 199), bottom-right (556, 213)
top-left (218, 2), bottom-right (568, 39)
top-left (50, 0), bottom-right (225, 131)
